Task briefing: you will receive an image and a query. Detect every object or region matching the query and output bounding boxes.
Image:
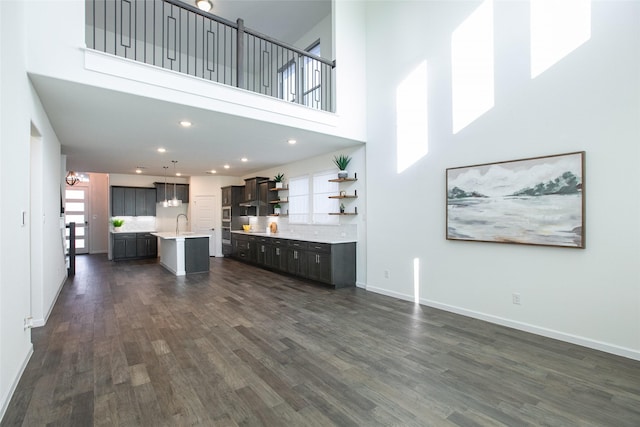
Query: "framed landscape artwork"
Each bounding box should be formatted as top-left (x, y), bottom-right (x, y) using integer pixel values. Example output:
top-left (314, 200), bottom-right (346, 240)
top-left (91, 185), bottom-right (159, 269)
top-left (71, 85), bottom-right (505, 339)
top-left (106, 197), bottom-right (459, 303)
top-left (446, 151), bottom-right (585, 248)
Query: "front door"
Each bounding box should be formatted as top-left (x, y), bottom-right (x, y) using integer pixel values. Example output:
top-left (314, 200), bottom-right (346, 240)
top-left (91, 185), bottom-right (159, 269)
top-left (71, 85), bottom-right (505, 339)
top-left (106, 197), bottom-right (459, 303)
top-left (65, 184), bottom-right (89, 254)
top-left (192, 195), bottom-right (217, 256)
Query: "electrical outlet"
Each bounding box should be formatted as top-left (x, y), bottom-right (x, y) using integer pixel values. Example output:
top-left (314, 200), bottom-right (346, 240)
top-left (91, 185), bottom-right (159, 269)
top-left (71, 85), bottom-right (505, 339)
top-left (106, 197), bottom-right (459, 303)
top-left (384, 270), bottom-right (390, 279)
top-left (512, 293), bottom-right (521, 305)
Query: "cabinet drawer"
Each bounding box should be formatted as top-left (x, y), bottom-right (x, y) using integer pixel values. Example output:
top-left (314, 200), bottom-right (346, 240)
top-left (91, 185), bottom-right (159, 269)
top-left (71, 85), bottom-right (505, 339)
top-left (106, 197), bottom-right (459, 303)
top-left (113, 233), bottom-right (137, 240)
top-left (308, 242), bottom-right (331, 253)
top-left (288, 240), bottom-right (309, 250)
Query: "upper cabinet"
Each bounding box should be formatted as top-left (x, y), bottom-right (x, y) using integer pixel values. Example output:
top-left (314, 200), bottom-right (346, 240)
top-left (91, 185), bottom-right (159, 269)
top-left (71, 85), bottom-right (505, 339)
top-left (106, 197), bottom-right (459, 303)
top-left (111, 186), bottom-right (156, 216)
top-left (243, 177), bottom-right (268, 203)
top-left (154, 182), bottom-right (189, 203)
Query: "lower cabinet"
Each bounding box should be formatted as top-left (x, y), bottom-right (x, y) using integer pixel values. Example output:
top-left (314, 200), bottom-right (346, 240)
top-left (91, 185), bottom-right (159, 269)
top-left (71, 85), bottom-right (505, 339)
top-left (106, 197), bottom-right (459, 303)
top-left (113, 232), bottom-right (158, 261)
top-left (287, 240), bottom-right (308, 277)
top-left (136, 233), bottom-right (158, 258)
top-left (231, 234), bottom-right (355, 288)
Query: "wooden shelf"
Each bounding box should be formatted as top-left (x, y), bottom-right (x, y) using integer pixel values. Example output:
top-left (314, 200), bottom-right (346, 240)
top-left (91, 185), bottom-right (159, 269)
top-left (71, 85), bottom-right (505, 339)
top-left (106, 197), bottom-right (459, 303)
top-left (328, 178), bottom-right (357, 183)
top-left (329, 212), bottom-right (358, 216)
top-left (328, 195), bottom-right (358, 199)
top-left (270, 200), bottom-right (288, 204)
top-left (270, 187), bottom-right (288, 191)
top-left (268, 213), bottom-right (287, 217)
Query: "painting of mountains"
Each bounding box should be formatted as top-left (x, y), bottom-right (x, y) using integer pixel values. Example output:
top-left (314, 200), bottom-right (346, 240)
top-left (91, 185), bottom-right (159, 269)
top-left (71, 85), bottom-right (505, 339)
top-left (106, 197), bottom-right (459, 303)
top-left (446, 152), bottom-right (585, 248)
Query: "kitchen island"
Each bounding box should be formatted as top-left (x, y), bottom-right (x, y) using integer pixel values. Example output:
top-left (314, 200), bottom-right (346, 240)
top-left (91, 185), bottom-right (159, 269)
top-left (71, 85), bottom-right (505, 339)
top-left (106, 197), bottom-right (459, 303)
top-left (152, 232), bottom-right (210, 276)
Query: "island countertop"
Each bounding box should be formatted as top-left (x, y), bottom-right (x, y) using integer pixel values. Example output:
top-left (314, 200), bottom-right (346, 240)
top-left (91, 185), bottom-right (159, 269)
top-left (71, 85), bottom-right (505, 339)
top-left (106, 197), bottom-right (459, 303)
top-left (152, 232), bottom-right (211, 240)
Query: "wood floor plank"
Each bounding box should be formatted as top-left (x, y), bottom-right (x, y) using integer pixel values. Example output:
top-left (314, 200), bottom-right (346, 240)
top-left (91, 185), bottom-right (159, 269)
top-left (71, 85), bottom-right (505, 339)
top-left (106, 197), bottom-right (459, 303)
top-left (2, 254), bottom-right (639, 427)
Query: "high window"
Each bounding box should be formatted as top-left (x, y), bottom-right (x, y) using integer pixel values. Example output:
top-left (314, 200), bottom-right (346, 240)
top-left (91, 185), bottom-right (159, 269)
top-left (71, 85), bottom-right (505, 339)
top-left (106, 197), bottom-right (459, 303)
top-left (278, 42), bottom-right (322, 108)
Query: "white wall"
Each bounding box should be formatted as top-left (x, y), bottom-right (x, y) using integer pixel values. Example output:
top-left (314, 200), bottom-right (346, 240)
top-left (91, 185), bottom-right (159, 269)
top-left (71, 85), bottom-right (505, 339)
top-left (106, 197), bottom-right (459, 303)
top-left (364, 1), bottom-right (640, 360)
top-left (29, 86), bottom-right (67, 328)
top-left (332, 0), bottom-right (367, 141)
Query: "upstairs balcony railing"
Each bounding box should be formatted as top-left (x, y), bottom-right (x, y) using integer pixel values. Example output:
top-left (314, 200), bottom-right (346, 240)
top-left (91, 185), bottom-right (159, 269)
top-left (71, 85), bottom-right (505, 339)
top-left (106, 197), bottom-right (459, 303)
top-left (86, 0), bottom-right (335, 112)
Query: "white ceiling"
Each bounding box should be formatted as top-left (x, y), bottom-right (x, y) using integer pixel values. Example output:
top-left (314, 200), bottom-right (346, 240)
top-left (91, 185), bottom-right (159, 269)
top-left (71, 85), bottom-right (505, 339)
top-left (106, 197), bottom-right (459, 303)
top-left (31, 0), bottom-right (353, 178)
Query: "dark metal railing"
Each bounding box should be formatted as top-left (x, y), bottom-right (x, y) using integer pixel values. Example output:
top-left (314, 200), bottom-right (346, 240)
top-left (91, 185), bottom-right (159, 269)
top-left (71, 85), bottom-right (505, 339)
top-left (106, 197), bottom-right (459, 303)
top-left (86, 0), bottom-right (335, 112)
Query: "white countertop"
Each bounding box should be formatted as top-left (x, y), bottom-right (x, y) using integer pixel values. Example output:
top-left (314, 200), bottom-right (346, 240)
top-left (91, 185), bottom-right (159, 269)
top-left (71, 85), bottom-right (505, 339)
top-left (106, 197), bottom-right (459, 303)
top-left (111, 229), bottom-right (157, 234)
top-left (152, 232), bottom-right (211, 240)
top-left (231, 230), bottom-right (356, 244)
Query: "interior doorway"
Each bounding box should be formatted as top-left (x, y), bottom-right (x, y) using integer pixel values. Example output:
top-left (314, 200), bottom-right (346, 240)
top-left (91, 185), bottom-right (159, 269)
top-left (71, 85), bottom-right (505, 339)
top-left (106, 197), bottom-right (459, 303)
top-left (192, 195), bottom-right (217, 256)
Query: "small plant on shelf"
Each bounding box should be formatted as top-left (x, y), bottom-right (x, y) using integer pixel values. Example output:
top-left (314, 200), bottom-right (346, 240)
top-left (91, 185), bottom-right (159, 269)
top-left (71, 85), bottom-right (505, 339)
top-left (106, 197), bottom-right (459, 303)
top-left (111, 218), bottom-right (125, 230)
top-left (339, 203), bottom-right (345, 213)
top-left (333, 154), bottom-right (352, 179)
top-left (274, 172), bottom-right (285, 188)
top-left (274, 203), bottom-right (281, 215)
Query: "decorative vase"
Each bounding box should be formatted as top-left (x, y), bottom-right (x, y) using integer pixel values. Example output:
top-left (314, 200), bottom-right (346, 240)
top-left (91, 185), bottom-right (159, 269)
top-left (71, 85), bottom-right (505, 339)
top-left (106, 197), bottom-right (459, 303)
top-left (275, 182), bottom-right (283, 189)
top-left (338, 170), bottom-right (348, 179)
top-left (274, 208), bottom-right (281, 215)
top-left (114, 227), bottom-right (122, 232)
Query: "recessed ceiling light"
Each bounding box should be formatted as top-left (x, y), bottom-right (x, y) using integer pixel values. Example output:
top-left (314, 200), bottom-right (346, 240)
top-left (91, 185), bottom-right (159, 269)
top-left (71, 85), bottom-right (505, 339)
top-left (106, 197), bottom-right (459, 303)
top-left (179, 120), bottom-right (192, 127)
top-left (224, 164), bottom-right (230, 169)
top-left (176, 172), bottom-right (182, 177)
top-left (196, 0), bottom-right (212, 12)
top-left (288, 139), bottom-right (297, 145)
top-left (206, 170), bottom-right (217, 174)
top-left (241, 157), bottom-right (248, 162)
top-left (157, 148), bottom-right (166, 153)
top-left (135, 168), bottom-right (143, 174)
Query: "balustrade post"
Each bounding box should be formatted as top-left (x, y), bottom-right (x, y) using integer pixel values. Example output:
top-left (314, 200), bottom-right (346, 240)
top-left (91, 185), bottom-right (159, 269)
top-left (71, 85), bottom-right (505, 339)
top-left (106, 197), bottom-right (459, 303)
top-left (236, 18), bottom-right (245, 89)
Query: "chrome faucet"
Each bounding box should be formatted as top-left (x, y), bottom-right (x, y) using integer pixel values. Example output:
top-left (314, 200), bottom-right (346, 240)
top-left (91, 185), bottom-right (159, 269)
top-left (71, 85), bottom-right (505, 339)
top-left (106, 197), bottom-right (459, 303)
top-left (176, 213), bottom-right (188, 235)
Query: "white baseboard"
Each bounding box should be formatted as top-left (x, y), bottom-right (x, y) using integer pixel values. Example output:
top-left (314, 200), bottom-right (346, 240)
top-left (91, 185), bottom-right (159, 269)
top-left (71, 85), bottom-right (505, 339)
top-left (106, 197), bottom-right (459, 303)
top-left (365, 285), bottom-right (640, 362)
top-left (33, 274), bottom-right (67, 328)
top-left (0, 345), bottom-right (33, 422)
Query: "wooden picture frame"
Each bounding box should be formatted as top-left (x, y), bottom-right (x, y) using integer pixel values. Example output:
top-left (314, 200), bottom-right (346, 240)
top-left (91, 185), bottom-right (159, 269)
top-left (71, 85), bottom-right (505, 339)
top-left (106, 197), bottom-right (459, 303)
top-left (446, 151), bottom-right (585, 248)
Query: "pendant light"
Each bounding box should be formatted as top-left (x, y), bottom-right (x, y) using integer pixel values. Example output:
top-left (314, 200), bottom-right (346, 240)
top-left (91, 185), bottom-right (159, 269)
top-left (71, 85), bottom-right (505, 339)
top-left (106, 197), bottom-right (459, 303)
top-left (161, 166), bottom-right (170, 207)
top-left (65, 171), bottom-right (79, 186)
top-left (169, 160), bottom-right (183, 207)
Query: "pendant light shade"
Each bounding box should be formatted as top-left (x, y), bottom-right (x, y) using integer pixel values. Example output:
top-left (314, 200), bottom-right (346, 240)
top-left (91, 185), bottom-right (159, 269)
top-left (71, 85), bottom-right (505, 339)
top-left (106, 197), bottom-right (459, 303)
top-left (65, 171), bottom-right (79, 186)
top-left (169, 160), bottom-right (183, 207)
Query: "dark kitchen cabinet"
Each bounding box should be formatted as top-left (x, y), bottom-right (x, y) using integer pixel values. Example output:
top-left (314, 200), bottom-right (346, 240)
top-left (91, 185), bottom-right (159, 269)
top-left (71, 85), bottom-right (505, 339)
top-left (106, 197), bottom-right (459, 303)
top-left (308, 242), bottom-right (356, 288)
top-left (135, 188), bottom-right (156, 216)
top-left (243, 177), bottom-right (268, 203)
top-left (258, 181), bottom-right (275, 216)
top-left (221, 186), bottom-right (232, 206)
top-left (185, 237), bottom-right (209, 273)
top-left (113, 233), bottom-right (137, 260)
top-left (287, 240), bottom-right (308, 277)
top-left (135, 233), bottom-right (157, 258)
top-left (230, 234), bottom-right (356, 288)
top-left (112, 187), bottom-right (156, 216)
top-left (111, 187), bottom-right (136, 216)
top-left (232, 234), bottom-right (250, 260)
top-left (113, 232), bottom-right (157, 261)
top-left (155, 183), bottom-right (189, 203)
top-left (270, 238), bottom-right (288, 271)
top-left (306, 243), bottom-right (332, 284)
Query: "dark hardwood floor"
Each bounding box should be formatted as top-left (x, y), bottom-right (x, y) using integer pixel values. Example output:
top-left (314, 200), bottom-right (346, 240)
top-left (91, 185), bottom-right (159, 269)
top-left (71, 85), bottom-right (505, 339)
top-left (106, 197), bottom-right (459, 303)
top-left (2, 254), bottom-right (639, 426)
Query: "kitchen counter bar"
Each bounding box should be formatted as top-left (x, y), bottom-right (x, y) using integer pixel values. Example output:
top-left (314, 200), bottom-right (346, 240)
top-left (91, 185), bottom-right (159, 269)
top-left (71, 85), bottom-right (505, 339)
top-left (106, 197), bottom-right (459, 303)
top-left (231, 231), bottom-right (356, 244)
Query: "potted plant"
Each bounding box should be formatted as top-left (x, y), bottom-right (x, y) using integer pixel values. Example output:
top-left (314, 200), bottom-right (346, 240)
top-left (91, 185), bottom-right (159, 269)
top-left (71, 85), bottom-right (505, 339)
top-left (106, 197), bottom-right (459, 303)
top-left (333, 154), bottom-right (351, 179)
top-left (340, 203), bottom-right (345, 214)
top-left (274, 203), bottom-right (281, 215)
top-left (274, 172), bottom-right (285, 189)
top-left (111, 218), bottom-right (124, 231)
